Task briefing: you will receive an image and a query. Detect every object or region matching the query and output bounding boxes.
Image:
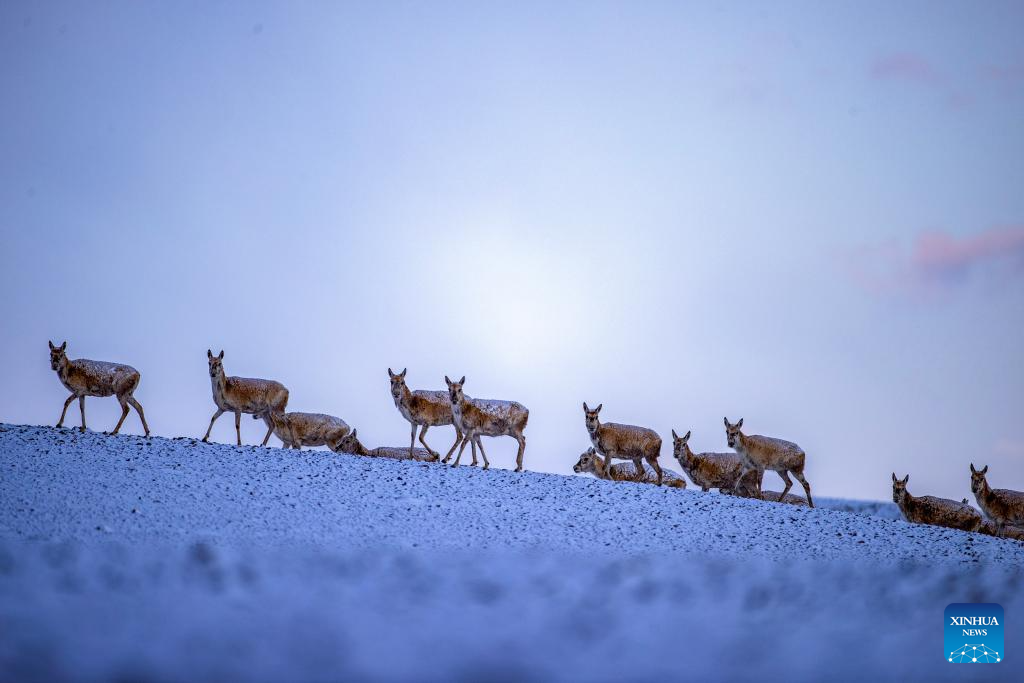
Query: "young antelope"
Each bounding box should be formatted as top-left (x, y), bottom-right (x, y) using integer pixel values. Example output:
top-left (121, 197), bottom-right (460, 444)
top-left (970, 464), bottom-right (1024, 538)
top-left (724, 418), bottom-right (813, 507)
top-left (388, 368), bottom-right (463, 461)
top-left (201, 350), bottom-right (288, 446)
top-left (584, 403), bottom-right (663, 485)
top-left (446, 376), bottom-right (529, 472)
top-left (48, 340), bottom-right (150, 436)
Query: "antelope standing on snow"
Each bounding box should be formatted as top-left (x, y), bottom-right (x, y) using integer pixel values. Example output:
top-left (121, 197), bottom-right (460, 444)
top-left (670, 432), bottom-right (806, 503)
top-left (48, 340), bottom-right (151, 436)
top-left (201, 350), bottom-right (288, 446)
top-left (891, 473), bottom-right (982, 532)
top-left (388, 368), bottom-right (463, 461)
top-left (724, 418), bottom-right (813, 507)
top-left (445, 376), bottom-right (529, 472)
top-left (970, 464), bottom-right (1024, 537)
top-left (267, 410), bottom-right (350, 451)
top-left (334, 429), bottom-right (438, 461)
top-left (671, 429), bottom-right (757, 494)
top-left (583, 403), bottom-right (663, 485)
top-left (573, 447), bottom-right (686, 488)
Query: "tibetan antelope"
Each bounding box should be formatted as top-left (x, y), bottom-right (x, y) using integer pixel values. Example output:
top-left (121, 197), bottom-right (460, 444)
top-left (573, 447), bottom-right (686, 488)
top-left (388, 368), bottom-right (463, 461)
top-left (334, 429), bottom-right (438, 461)
top-left (980, 520), bottom-right (1024, 541)
top-left (583, 403), bottom-right (663, 485)
top-left (48, 340), bottom-right (150, 436)
top-left (671, 429), bottom-right (757, 494)
top-left (267, 410), bottom-right (350, 451)
top-left (445, 376), bottom-right (529, 472)
top-left (970, 464), bottom-right (1024, 538)
top-left (201, 350), bottom-right (288, 446)
top-left (724, 418), bottom-right (813, 507)
top-left (891, 473), bottom-right (982, 532)
top-left (758, 490), bottom-right (810, 506)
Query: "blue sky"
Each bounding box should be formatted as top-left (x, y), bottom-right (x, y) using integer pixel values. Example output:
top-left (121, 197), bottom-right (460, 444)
top-left (1, 1), bottom-right (1022, 501)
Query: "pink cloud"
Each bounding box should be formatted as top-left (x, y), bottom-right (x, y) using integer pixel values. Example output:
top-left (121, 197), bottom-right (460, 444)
top-left (870, 53), bottom-right (940, 84)
top-left (843, 226), bottom-right (1024, 298)
top-left (913, 227), bottom-right (1024, 282)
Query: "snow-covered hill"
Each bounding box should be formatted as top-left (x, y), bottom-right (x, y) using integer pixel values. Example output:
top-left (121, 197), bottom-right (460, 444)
top-left (1, 424), bottom-right (1021, 682)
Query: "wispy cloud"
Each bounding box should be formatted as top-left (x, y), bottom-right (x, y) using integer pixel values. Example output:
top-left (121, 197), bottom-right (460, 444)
top-left (871, 53), bottom-right (1024, 107)
top-left (843, 226), bottom-right (1024, 298)
top-left (870, 53), bottom-right (940, 85)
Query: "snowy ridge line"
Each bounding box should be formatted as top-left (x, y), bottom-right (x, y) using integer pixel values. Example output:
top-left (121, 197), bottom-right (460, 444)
top-left (2, 423), bottom-right (1022, 565)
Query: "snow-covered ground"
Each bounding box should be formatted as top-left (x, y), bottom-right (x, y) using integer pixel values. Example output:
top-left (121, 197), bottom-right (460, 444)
top-left (1, 424), bottom-right (1021, 682)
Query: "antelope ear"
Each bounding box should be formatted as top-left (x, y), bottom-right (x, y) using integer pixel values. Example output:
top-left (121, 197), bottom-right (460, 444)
top-left (588, 447), bottom-right (596, 455)
top-left (970, 463), bottom-right (976, 473)
top-left (208, 349), bottom-right (213, 359)
top-left (459, 376), bottom-right (465, 385)
top-left (583, 402), bottom-right (589, 412)
top-left (400, 368), bottom-right (407, 378)
top-left (445, 375), bottom-right (452, 386)
top-left (892, 472), bottom-right (897, 482)
top-left (736, 418), bottom-right (743, 428)
top-left (981, 465), bottom-right (988, 475)
top-left (351, 429), bottom-right (357, 438)
top-left (724, 417), bottom-right (730, 427)
top-left (388, 368), bottom-right (395, 378)
top-left (595, 403), bottom-right (602, 413)
top-left (60, 341), bottom-right (66, 350)
top-left (217, 350), bottom-right (224, 359)
top-left (902, 475), bottom-right (909, 485)
top-left (672, 429), bottom-right (678, 439)
top-left (48, 340), bottom-right (54, 350)
top-left (684, 430), bottom-right (691, 441)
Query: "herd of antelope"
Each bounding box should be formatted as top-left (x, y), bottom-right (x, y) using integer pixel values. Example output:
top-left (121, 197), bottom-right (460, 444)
top-left (45, 341), bottom-right (1024, 540)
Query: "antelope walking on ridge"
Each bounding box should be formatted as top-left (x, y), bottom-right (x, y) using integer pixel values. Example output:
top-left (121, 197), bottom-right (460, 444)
top-left (388, 368), bottom-right (463, 461)
top-left (671, 429), bottom-right (758, 494)
top-left (892, 473), bottom-right (982, 532)
top-left (335, 429), bottom-right (438, 461)
top-left (267, 410), bottom-right (350, 451)
top-left (445, 376), bottom-right (529, 472)
top-left (724, 418), bottom-right (813, 507)
top-left (573, 447), bottom-right (686, 488)
top-left (202, 350), bottom-right (288, 446)
top-left (970, 464), bottom-right (1024, 538)
top-left (48, 340), bottom-right (151, 436)
top-left (583, 403), bottom-right (663, 485)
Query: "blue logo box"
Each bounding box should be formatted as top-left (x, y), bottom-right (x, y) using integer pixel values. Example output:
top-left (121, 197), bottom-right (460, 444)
top-left (945, 603), bottom-right (1003, 663)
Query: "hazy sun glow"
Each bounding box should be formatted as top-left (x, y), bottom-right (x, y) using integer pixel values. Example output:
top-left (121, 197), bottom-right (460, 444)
top-left (437, 227), bottom-right (585, 369)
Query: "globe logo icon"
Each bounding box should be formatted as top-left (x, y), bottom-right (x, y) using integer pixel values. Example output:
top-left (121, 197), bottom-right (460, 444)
top-left (948, 644), bottom-right (1000, 663)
